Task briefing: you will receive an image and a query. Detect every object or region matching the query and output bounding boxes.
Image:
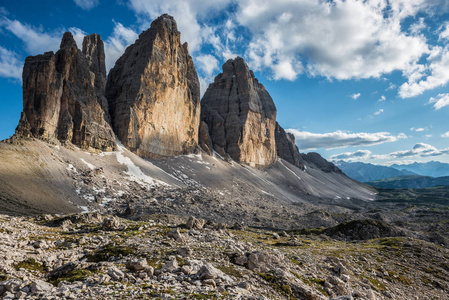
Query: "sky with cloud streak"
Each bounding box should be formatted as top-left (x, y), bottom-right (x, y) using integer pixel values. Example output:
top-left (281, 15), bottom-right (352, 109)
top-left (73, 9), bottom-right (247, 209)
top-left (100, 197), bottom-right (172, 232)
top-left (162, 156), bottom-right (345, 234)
top-left (0, 0), bottom-right (448, 164)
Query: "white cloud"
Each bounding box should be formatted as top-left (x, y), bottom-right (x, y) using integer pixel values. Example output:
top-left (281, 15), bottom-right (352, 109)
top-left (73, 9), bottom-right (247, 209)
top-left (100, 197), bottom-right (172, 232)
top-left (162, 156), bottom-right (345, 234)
top-left (399, 46), bottom-right (449, 98)
top-left (0, 46), bottom-right (22, 80)
top-left (351, 93), bottom-right (361, 100)
top-left (285, 129), bottom-right (403, 150)
top-left (375, 143), bottom-right (449, 159)
top-left (238, 0), bottom-right (429, 81)
top-left (410, 127), bottom-right (426, 132)
top-left (103, 22), bottom-right (138, 71)
top-left (429, 93), bottom-right (449, 109)
top-left (374, 108), bottom-right (384, 115)
top-left (0, 17), bottom-right (88, 54)
top-left (378, 95), bottom-right (386, 102)
top-left (424, 134), bottom-right (432, 138)
top-left (330, 150), bottom-right (372, 161)
top-left (442, 131), bottom-right (449, 138)
top-left (410, 17), bottom-right (426, 35)
top-left (386, 82), bottom-right (397, 91)
top-left (73, 0), bottom-right (99, 10)
top-left (0, 17), bottom-right (61, 54)
top-left (195, 54), bottom-right (220, 96)
top-left (439, 22), bottom-right (449, 40)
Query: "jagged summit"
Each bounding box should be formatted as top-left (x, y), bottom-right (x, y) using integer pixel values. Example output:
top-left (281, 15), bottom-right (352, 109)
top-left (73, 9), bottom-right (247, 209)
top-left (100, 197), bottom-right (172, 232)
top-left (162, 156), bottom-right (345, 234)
top-left (59, 32), bottom-right (77, 49)
top-left (106, 13), bottom-right (200, 158)
top-left (201, 57), bottom-right (277, 167)
top-left (15, 31), bottom-right (116, 151)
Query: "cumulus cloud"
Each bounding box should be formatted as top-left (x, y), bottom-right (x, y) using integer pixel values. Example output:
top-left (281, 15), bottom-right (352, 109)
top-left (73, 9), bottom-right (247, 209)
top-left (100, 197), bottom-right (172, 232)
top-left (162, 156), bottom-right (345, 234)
top-left (351, 93), bottom-right (361, 100)
top-left (103, 22), bottom-right (138, 71)
top-left (375, 143), bottom-right (449, 159)
top-left (237, 0), bottom-right (429, 81)
top-left (330, 150), bottom-right (372, 161)
top-left (285, 129), bottom-right (403, 150)
top-left (378, 95), bottom-right (386, 102)
top-left (73, 0), bottom-right (99, 10)
top-left (429, 93), bottom-right (449, 109)
top-left (399, 46), bottom-right (449, 98)
top-left (442, 131), bottom-right (449, 138)
top-left (0, 46), bottom-right (22, 80)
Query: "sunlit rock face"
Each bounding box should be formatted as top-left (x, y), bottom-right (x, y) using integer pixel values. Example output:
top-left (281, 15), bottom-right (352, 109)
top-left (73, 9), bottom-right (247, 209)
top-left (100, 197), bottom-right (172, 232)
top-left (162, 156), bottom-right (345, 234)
top-left (16, 32), bottom-right (116, 151)
top-left (201, 57), bottom-right (277, 167)
top-left (106, 14), bottom-right (200, 158)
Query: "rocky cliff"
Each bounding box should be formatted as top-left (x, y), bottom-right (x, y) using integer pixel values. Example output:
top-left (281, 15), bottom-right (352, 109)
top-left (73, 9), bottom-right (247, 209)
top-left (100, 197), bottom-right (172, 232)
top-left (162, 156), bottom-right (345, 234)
top-left (275, 122), bottom-right (305, 169)
top-left (201, 57), bottom-right (277, 167)
top-left (106, 14), bottom-right (200, 158)
top-left (15, 32), bottom-right (115, 151)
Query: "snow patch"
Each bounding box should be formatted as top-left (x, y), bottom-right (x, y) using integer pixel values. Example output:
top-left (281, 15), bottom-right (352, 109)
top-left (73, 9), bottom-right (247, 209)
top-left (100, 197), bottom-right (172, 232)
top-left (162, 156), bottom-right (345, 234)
top-left (115, 142), bottom-right (168, 188)
top-left (80, 158), bottom-right (95, 170)
top-left (80, 206), bottom-right (89, 213)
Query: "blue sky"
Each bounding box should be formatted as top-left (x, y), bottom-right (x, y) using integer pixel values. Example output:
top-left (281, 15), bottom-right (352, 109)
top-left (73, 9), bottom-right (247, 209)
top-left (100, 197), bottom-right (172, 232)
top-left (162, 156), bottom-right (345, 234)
top-left (0, 0), bottom-right (448, 165)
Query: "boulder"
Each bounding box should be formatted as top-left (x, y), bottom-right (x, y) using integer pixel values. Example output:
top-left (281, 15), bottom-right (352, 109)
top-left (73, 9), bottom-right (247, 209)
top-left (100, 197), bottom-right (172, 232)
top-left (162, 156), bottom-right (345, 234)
top-left (186, 216), bottom-right (205, 230)
top-left (201, 57), bottom-right (277, 167)
top-left (16, 32), bottom-right (116, 151)
top-left (106, 14), bottom-right (200, 158)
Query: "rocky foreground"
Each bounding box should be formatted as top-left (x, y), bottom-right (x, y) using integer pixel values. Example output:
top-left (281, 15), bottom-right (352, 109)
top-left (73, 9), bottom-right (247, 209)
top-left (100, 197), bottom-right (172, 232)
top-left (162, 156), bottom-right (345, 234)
top-left (1, 213), bottom-right (448, 299)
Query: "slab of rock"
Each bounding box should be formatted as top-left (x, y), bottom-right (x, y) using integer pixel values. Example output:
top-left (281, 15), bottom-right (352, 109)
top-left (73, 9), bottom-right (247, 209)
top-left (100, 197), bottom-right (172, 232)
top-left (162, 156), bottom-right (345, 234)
top-left (186, 216), bottom-right (205, 230)
top-left (275, 122), bottom-right (305, 169)
top-left (106, 14), bottom-right (200, 158)
top-left (126, 258), bottom-right (148, 271)
top-left (201, 57), bottom-right (277, 167)
top-left (30, 280), bottom-right (54, 294)
top-left (108, 266), bottom-right (124, 281)
top-left (16, 32), bottom-right (116, 151)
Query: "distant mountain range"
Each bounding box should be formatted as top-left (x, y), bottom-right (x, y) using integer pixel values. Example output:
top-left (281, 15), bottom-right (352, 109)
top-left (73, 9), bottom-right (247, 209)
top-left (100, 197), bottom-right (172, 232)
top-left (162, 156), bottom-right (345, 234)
top-left (366, 175), bottom-right (449, 189)
top-left (335, 161), bottom-right (417, 182)
top-left (390, 161), bottom-right (449, 178)
top-left (334, 160), bottom-right (449, 189)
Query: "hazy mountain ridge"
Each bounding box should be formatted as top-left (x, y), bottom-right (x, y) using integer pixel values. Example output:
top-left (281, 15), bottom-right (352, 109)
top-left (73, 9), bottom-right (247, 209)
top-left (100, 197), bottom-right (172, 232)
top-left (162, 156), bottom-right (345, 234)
top-left (334, 161), bottom-right (417, 182)
top-left (391, 161), bottom-right (449, 177)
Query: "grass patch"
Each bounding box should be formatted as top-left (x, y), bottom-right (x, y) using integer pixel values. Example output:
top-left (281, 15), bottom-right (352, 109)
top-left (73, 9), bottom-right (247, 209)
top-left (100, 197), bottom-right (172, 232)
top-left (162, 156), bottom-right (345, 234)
top-left (14, 258), bottom-right (45, 272)
top-left (86, 244), bottom-right (135, 262)
top-left (257, 272), bottom-right (295, 299)
top-left (50, 269), bottom-right (93, 285)
top-left (216, 264), bottom-right (242, 278)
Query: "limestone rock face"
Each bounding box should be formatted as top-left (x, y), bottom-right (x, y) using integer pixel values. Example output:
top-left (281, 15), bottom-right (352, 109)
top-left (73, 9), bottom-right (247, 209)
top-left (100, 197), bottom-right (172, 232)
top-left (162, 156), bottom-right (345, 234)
top-left (275, 122), bottom-right (304, 169)
top-left (106, 14), bottom-right (200, 158)
top-left (201, 57), bottom-right (277, 167)
top-left (16, 32), bottom-right (115, 151)
top-left (198, 121), bottom-right (213, 155)
top-left (303, 152), bottom-right (342, 173)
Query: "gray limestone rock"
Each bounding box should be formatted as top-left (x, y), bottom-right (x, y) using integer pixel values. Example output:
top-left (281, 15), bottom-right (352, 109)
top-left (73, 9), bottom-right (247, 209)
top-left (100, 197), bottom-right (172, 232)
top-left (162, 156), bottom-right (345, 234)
top-left (201, 57), bottom-right (277, 167)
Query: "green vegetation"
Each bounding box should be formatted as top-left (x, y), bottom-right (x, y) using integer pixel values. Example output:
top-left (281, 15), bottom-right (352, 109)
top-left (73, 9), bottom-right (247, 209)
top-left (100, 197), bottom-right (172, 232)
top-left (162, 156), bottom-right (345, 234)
top-left (14, 258), bottom-right (44, 272)
top-left (50, 269), bottom-right (93, 285)
top-left (216, 264), bottom-right (242, 278)
top-left (87, 244), bottom-right (135, 262)
top-left (257, 272), bottom-right (295, 299)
